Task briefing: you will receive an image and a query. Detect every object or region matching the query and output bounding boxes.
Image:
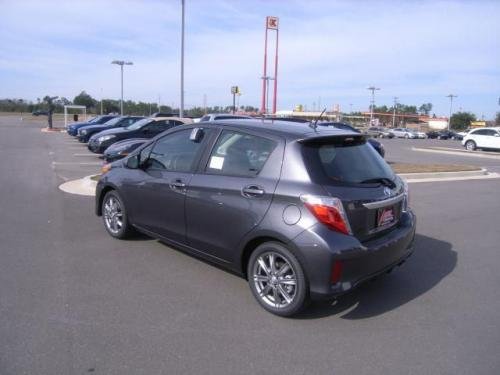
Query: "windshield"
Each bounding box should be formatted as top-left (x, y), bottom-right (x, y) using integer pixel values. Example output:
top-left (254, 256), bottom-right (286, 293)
top-left (303, 138), bottom-right (394, 185)
top-left (103, 117), bottom-right (122, 126)
top-left (125, 118), bottom-right (151, 130)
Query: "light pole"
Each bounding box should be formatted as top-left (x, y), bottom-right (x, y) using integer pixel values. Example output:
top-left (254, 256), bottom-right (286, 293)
top-left (446, 94), bottom-right (457, 130)
top-left (111, 60), bottom-right (133, 115)
top-left (180, 0), bottom-right (185, 118)
top-left (392, 96), bottom-right (398, 128)
top-left (261, 76), bottom-right (274, 114)
top-left (367, 86), bottom-right (380, 125)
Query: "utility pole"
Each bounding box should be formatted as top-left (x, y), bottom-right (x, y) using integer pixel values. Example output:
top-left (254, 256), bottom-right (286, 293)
top-left (392, 96), bottom-right (398, 128)
top-left (100, 88), bottom-right (103, 115)
top-left (180, 0), bottom-right (185, 118)
top-left (203, 94), bottom-right (207, 114)
top-left (367, 86), bottom-right (380, 125)
top-left (446, 94), bottom-right (457, 130)
top-left (111, 60), bottom-right (133, 115)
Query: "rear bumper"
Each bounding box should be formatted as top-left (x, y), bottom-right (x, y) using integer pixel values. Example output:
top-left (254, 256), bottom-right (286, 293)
top-left (292, 210), bottom-right (416, 300)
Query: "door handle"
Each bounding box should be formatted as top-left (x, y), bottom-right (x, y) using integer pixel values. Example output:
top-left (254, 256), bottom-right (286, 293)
top-left (242, 185), bottom-right (265, 197)
top-left (170, 179), bottom-right (186, 189)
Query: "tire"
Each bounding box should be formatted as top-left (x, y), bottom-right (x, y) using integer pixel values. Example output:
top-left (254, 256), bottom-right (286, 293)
top-left (404, 134), bottom-right (409, 139)
top-left (247, 242), bottom-right (309, 317)
top-left (101, 190), bottom-right (135, 239)
top-left (465, 140), bottom-right (476, 151)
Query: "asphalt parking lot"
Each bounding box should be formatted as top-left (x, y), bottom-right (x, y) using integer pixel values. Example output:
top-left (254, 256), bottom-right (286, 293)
top-left (1, 116), bottom-right (499, 375)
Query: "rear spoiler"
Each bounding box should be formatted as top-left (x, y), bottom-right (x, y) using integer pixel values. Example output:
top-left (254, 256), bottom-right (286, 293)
top-left (298, 133), bottom-right (366, 145)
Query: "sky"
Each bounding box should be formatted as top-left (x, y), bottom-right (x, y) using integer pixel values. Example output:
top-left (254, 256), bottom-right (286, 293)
top-left (0, 0), bottom-right (499, 118)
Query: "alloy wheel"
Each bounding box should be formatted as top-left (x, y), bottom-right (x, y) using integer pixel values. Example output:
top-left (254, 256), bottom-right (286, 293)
top-left (252, 252), bottom-right (297, 309)
top-left (103, 196), bottom-right (123, 235)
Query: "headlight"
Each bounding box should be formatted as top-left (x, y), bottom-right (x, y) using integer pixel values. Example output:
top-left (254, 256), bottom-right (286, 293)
top-left (80, 129), bottom-right (87, 135)
top-left (98, 135), bottom-right (115, 142)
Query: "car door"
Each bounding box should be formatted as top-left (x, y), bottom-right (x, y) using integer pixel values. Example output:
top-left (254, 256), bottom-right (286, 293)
top-left (482, 129), bottom-right (499, 148)
top-left (491, 130), bottom-right (500, 149)
top-left (123, 128), bottom-right (212, 243)
top-left (471, 129), bottom-right (489, 148)
top-left (185, 128), bottom-right (284, 263)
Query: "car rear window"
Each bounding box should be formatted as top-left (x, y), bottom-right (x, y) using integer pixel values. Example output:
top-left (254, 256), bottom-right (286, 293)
top-left (302, 137), bottom-right (395, 185)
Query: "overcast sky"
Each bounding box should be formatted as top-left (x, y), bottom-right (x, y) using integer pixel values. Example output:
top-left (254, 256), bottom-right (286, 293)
top-left (1, 0), bottom-right (499, 118)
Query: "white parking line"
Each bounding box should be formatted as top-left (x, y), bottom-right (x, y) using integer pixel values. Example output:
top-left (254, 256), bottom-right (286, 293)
top-left (405, 172), bottom-right (500, 183)
top-left (73, 153), bottom-right (99, 157)
top-left (52, 161), bottom-right (102, 166)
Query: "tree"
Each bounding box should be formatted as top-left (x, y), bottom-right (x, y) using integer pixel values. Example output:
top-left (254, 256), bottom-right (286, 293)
top-left (418, 103), bottom-right (433, 115)
top-left (43, 95), bottom-right (58, 129)
top-left (496, 112), bottom-right (500, 126)
top-left (450, 111), bottom-right (476, 130)
top-left (73, 91), bottom-right (97, 109)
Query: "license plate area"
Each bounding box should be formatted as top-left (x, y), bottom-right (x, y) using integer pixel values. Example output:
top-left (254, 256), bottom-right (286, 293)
top-left (377, 206), bottom-right (396, 228)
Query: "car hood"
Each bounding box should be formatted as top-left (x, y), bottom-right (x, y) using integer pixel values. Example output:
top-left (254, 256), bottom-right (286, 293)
top-left (79, 124), bottom-right (111, 132)
top-left (105, 138), bottom-right (149, 152)
top-left (90, 127), bottom-right (129, 139)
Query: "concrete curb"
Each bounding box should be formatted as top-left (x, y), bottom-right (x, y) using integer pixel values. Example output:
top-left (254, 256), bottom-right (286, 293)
top-left (59, 175), bottom-right (98, 196)
top-left (412, 147), bottom-right (500, 160)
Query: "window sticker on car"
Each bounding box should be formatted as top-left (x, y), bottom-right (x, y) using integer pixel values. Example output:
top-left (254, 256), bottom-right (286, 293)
top-left (209, 156), bottom-right (224, 170)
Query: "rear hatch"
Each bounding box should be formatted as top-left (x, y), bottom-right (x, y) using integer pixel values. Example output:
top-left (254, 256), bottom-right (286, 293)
top-left (301, 134), bottom-right (405, 243)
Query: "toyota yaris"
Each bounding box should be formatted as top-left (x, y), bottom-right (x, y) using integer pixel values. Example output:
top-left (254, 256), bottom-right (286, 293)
top-left (95, 120), bottom-right (416, 316)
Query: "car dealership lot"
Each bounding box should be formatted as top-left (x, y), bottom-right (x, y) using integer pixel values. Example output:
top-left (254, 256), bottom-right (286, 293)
top-left (1, 116), bottom-right (499, 375)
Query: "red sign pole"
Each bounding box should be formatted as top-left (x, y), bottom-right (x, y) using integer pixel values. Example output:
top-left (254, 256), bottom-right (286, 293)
top-left (261, 19), bottom-right (269, 114)
top-left (272, 28), bottom-right (279, 114)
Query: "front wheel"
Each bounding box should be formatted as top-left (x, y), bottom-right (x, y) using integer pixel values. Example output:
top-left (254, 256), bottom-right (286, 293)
top-left (465, 140), bottom-right (476, 151)
top-left (102, 190), bottom-right (135, 239)
top-left (247, 242), bottom-right (308, 317)
top-left (404, 134), bottom-right (409, 139)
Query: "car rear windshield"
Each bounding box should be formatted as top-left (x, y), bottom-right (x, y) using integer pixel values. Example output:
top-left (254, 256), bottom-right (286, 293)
top-left (302, 137), bottom-right (395, 185)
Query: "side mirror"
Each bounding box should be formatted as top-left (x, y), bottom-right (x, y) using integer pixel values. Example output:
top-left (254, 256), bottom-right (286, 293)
top-left (125, 155), bottom-right (140, 169)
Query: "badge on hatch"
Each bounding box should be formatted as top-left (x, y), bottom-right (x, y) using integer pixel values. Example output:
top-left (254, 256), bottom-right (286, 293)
top-left (378, 207), bottom-right (395, 227)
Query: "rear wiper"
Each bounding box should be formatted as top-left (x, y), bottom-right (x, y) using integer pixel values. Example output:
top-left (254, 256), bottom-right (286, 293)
top-left (359, 177), bottom-right (396, 188)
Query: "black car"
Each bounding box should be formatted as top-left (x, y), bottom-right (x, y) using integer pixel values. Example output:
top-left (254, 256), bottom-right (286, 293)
top-left (426, 130), bottom-right (462, 140)
top-left (103, 138), bottom-right (148, 162)
top-left (88, 117), bottom-right (191, 154)
top-left (77, 116), bottom-right (144, 143)
top-left (95, 119), bottom-right (415, 316)
top-left (67, 115), bottom-right (119, 136)
top-left (32, 110), bottom-right (49, 116)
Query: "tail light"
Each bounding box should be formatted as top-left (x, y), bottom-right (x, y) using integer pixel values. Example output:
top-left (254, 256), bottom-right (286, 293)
top-left (402, 180), bottom-right (409, 212)
top-left (300, 195), bottom-right (352, 235)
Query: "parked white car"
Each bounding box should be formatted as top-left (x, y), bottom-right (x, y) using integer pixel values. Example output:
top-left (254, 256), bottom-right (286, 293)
top-left (462, 127), bottom-right (500, 151)
top-left (390, 128), bottom-right (417, 139)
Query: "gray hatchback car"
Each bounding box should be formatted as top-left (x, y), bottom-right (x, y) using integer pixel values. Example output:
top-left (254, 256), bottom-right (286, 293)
top-left (95, 120), bottom-right (416, 316)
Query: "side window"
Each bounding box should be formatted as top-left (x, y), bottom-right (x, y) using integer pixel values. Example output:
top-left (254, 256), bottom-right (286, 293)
top-left (146, 129), bottom-right (207, 172)
top-left (200, 116), bottom-right (211, 122)
top-left (206, 130), bottom-right (277, 177)
top-left (484, 129), bottom-right (497, 136)
top-left (473, 129), bottom-right (486, 135)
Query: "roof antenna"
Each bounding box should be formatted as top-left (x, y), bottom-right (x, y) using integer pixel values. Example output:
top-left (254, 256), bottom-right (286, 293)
top-left (310, 108), bottom-right (326, 130)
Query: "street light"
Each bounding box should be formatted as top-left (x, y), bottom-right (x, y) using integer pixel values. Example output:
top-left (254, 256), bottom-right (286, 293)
top-left (392, 96), bottom-right (398, 128)
top-left (446, 94), bottom-right (457, 130)
top-left (367, 86), bottom-right (380, 125)
top-left (111, 60), bottom-right (133, 115)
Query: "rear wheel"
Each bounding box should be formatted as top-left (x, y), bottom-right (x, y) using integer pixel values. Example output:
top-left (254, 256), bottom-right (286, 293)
top-left (102, 190), bottom-right (135, 239)
top-left (465, 140), bottom-right (476, 151)
top-left (404, 134), bottom-right (409, 139)
top-left (247, 242), bottom-right (308, 317)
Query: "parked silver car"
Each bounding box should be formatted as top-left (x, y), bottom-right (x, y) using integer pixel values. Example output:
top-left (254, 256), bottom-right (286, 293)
top-left (390, 128), bottom-right (417, 139)
top-left (365, 126), bottom-right (395, 138)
